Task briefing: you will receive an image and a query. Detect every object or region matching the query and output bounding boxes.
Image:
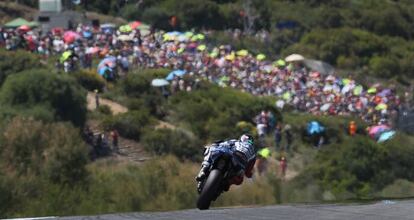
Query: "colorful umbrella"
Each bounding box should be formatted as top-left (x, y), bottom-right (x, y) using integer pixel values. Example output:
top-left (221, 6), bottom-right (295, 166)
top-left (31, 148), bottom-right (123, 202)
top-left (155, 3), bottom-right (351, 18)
top-left (377, 130), bottom-right (396, 143)
top-left (375, 103), bottom-right (388, 111)
top-left (274, 59), bottom-right (286, 67)
top-left (98, 56), bottom-right (117, 70)
top-left (63, 31), bottom-right (80, 44)
top-left (166, 70), bottom-right (187, 80)
top-left (18, 25), bottom-right (31, 32)
top-left (151, 78), bottom-right (170, 87)
top-left (353, 85), bottom-right (363, 96)
top-left (367, 87), bottom-right (377, 94)
top-left (368, 125), bottom-right (390, 137)
top-left (129, 21), bottom-right (142, 29)
top-left (256, 54), bottom-right (266, 61)
top-left (119, 25), bottom-right (132, 33)
top-left (197, 44), bottom-right (206, 51)
top-left (236, 50), bottom-right (249, 57)
top-left (285, 54), bottom-right (304, 62)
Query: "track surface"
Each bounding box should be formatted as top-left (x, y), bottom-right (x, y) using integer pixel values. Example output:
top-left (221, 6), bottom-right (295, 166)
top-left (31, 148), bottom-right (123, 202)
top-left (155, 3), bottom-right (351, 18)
top-left (53, 200), bottom-right (414, 220)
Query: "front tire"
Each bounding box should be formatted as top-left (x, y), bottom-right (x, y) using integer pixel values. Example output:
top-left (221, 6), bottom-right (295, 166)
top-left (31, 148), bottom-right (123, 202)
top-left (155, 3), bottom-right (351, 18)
top-left (197, 169), bottom-right (222, 210)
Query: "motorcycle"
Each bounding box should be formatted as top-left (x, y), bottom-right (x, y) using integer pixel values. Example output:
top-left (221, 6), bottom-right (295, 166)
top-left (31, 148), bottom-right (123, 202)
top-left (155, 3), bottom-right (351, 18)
top-left (196, 145), bottom-right (242, 210)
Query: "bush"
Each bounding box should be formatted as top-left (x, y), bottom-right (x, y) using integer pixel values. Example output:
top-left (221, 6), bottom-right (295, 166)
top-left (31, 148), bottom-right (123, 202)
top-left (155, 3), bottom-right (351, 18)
top-left (0, 117), bottom-right (89, 184)
top-left (72, 69), bottom-right (106, 92)
top-left (0, 49), bottom-right (43, 86)
top-left (0, 69), bottom-right (87, 127)
top-left (97, 105), bottom-right (112, 115)
top-left (169, 84), bottom-right (280, 140)
top-left (141, 128), bottom-right (202, 161)
top-left (101, 110), bottom-right (155, 140)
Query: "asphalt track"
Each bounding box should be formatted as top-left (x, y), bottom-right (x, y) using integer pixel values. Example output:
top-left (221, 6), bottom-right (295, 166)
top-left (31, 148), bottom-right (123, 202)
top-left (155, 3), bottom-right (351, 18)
top-left (33, 199), bottom-right (411, 220)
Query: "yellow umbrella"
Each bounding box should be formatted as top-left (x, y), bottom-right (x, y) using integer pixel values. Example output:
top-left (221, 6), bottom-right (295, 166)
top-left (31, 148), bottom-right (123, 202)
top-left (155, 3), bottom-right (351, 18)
top-left (197, 44), bottom-right (206, 51)
top-left (236, 49), bottom-right (249, 57)
top-left (375, 103), bottom-right (388, 111)
top-left (256, 54), bottom-right (266, 61)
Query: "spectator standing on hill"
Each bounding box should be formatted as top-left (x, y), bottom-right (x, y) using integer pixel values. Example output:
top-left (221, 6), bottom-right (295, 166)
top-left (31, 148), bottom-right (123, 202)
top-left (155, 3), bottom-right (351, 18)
top-left (274, 124), bottom-right (282, 151)
top-left (279, 156), bottom-right (287, 179)
top-left (349, 121), bottom-right (357, 136)
top-left (111, 129), bottom-right (119, 153)
top-left (284, 124), bottom-right (293, 151)
top-left (94, 89), bottom-right (100, 108)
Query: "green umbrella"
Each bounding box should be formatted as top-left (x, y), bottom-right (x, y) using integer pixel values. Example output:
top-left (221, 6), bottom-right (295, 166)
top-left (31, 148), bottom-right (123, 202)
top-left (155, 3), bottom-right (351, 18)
top-left (4, 18), bottom-right (31, 28)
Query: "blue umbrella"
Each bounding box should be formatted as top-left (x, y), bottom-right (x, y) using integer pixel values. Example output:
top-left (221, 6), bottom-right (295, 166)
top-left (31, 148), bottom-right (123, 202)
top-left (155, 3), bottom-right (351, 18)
top-left (98, 66), bottom-right (113, 76)
top-left (83, 31), bottom-right (92, 38)
top-left (307, 121), bottom-right (325, 135)
top-left (151, 78), bottom-right (170, 87)
top-left (166, 70), bottom-right (187, 81)
top-left (98, 56), bottom-right (116, 69)
top-left (378, 130), bottom-right (396, 143)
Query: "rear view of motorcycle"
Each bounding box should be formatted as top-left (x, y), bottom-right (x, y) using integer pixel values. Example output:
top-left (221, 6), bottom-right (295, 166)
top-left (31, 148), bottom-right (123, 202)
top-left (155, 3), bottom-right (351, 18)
top-left (196, 147), bottom-right (237, 210)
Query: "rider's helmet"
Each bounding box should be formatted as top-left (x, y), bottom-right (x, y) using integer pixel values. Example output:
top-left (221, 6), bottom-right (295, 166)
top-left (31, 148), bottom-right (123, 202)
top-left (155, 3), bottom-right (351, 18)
top-left (240, 133), bottom-right (254, 146)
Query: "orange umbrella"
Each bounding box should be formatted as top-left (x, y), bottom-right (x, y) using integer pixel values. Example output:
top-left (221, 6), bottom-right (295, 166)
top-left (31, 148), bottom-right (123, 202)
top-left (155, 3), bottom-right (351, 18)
top-left (129, 21), bottom-right (142, 29)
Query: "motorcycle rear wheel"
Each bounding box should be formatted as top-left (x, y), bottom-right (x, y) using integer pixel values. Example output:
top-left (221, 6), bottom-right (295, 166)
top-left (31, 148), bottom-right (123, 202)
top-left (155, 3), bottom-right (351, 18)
top-left (197, 169), bottom-right (222, 210)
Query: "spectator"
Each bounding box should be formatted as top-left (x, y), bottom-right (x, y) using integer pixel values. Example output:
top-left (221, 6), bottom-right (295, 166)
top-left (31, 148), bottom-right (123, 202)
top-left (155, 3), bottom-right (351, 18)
top-left (284, 124), bottom-right (293, 151)
top-left (279, 156), bottom-right (287, 178)
top-left (111, 129), bottom-right (119, 153)
top-left (274, 124), bottom-right (282, 151)
top-left (349, 121), bottom-right (357, 136)
top-left (94, 89), bottom-right (100, 108)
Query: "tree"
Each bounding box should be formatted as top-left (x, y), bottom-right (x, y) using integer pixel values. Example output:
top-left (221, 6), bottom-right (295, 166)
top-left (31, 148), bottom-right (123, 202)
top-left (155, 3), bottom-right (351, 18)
top-left (0, 70), bottom-right (87, 127)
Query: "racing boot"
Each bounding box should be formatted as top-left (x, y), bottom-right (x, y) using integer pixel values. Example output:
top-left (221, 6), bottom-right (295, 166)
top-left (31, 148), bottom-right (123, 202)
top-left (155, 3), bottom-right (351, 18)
top-left (195, 165), bottom-right (209, 182)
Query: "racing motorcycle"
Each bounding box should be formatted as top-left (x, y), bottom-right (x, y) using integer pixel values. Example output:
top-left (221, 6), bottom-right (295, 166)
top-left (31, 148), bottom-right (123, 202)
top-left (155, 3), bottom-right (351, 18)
top-left (196, 146), bottom-right (243, 210)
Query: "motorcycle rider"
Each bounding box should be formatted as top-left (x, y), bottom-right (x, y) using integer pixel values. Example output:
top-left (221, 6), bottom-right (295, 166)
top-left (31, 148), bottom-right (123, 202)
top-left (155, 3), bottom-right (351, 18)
top-left (195, 134), bottom-right (256, 190)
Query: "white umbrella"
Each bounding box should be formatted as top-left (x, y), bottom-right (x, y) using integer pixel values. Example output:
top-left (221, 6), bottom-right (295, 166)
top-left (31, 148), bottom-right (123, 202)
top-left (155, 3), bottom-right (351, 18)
top-left (320, 103), bottom-right (332, 112)
top-left (285, 54), bottom-right (305, 62)
top-left (151, 78), bottom-right (170, 87)
top-left (117, 34), bottom-right (133, 41)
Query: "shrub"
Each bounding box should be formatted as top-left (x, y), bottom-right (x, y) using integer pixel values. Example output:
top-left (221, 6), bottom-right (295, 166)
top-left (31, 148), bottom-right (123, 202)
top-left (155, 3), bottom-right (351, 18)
top-left (72, 69), bottom-right (106, 92)
top-left (101, 110), bottom-right (155, 140)
top-left (0, 117), bottom-right (89, 184)
top-left (0, 49), bottom-right (43, 86)
top-left (141, 128), bottom-right (202, 161)
top-left (0, 70), bottom-right (87, 127)
top-left (169, 84), bottom-right (280, 140)
top-left (97, 105), bottom-right (112, 115)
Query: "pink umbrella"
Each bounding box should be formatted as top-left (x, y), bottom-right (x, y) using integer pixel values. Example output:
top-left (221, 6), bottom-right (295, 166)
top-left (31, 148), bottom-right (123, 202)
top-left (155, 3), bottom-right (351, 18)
top-left (63, 31), bottom-right (80, 44)
top-left (368, 125), bottom-right (390, 138)
top-left (18, 25), bottom-right (31, 32)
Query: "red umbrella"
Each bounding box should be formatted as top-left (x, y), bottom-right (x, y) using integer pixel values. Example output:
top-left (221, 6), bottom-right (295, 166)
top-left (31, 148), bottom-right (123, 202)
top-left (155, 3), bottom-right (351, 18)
top-left (129, 21), bottom-right (142, 29)
top-left (52, 27), bottom-right (64, 35)
top-left (18, 25), bottom-right (31, 32)
top-left (63, 31), bottom-right (80, 44)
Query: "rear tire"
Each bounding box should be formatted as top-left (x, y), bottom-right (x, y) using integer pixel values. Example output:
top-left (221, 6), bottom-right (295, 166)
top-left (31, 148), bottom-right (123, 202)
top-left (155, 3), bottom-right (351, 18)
top-left (196, 169), bottom-right (222, 210)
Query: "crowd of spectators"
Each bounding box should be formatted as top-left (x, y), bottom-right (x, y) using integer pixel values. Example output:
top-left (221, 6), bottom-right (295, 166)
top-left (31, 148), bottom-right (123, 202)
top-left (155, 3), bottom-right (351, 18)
top-left (1, 21), bottom-right (412, 131)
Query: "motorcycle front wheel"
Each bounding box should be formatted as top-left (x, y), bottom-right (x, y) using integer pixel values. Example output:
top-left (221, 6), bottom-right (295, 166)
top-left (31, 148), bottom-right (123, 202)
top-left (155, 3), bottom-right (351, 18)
top-left (196, 169), bottom-right (223, 210)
